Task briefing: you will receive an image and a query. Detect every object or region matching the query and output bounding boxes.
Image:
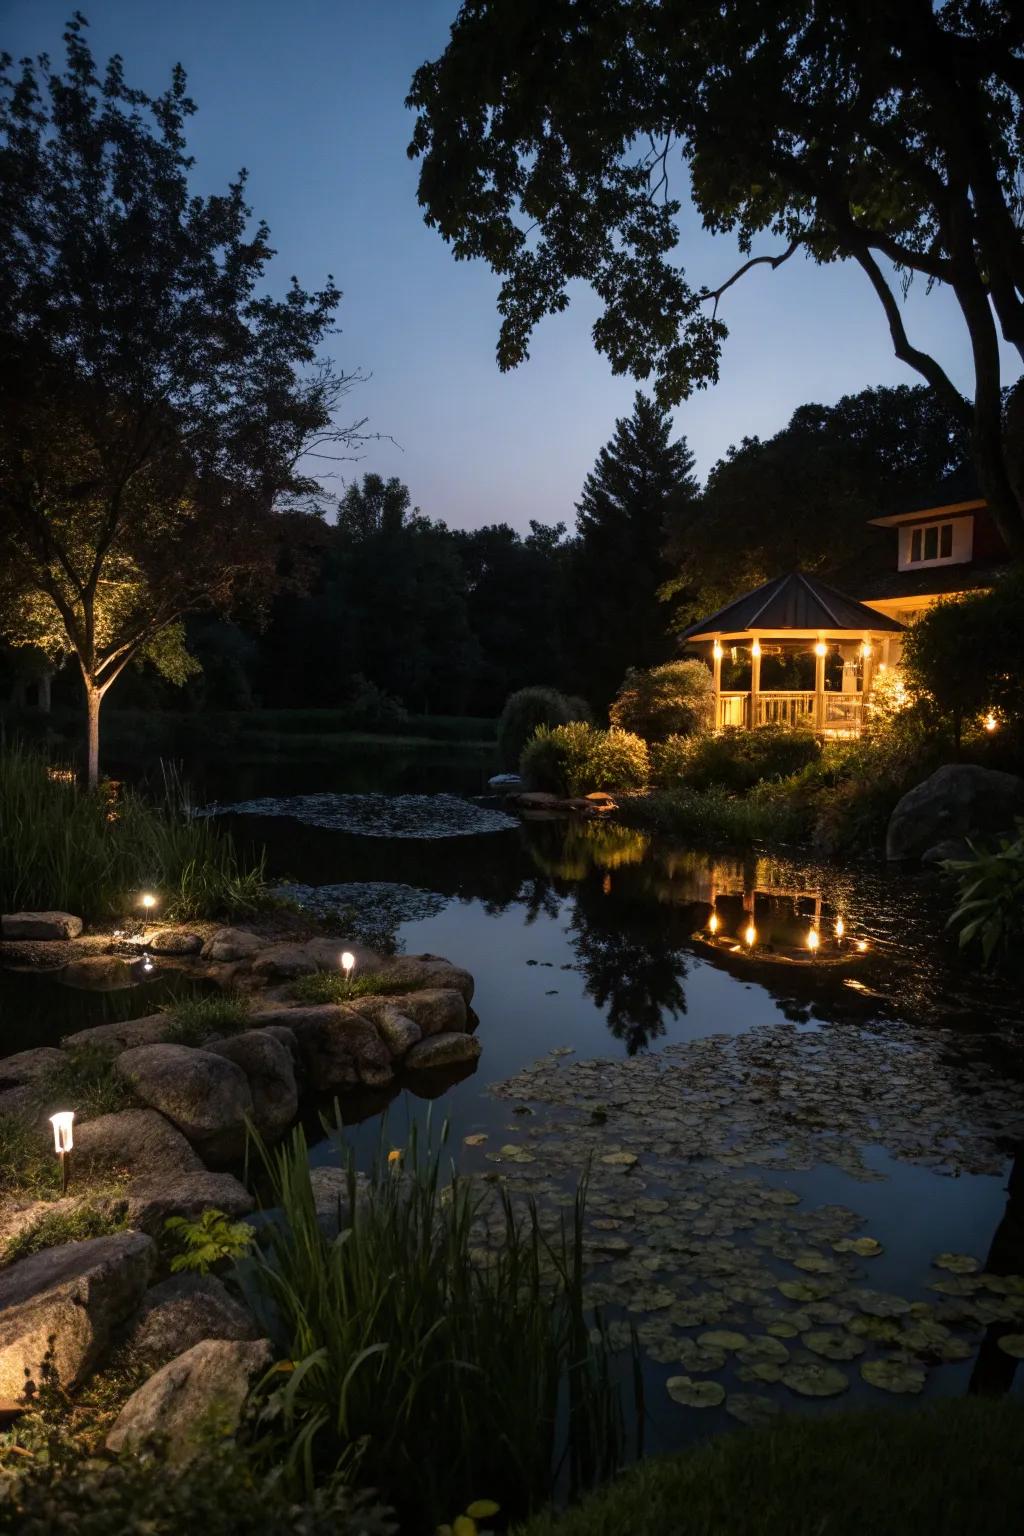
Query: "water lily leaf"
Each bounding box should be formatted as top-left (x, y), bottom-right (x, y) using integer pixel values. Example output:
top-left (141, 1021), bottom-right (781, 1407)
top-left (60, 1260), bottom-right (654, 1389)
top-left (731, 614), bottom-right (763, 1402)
top-left (765, 1318), bottom-right (801, 1338)
top-left (778, 1280), bottom-right (825, 1303)
top-left (666, 1376), bottom-right (725, 1408)
top-left (736, 1336), bottom-right (790, 1365)
top-left (676, 1341), bottom-right (727, 1373)
top-left (781, 1362), bottom-right (849, 1398)
top-left (793, 1251), bottom-right (837, 1274)
top-left (847, 1288), bottom-right (912, 1318)
top-left (763, 1189), bottom-right (802, 1206)
top-left (698, 1330), bottom-right (748, 1351)
top-left (933, 1252), bottom-right (980, 1274)
top-left (847, 1314), bottom-right (902, 1343)
top-left (997, 1334), bottom-right (1024, 1359)
top-left (725, 1393), bottom-right (781, 1427)
top-left (466, 1501), bottom-right (501, 1520)
top-left (601, 1152), bottom-right (639, 1168)
top-left (747, 1361), bottom-right (785, 1384)
top-left (861, 1359), bottom-right (927, 1394)
top-left (803, 1330), bottom-right (865, 1361)
top-left (627, 1286), bottom-right (676, 1313)
top-left (929, 1276), bottom-right (981, 1296)
top-left (463, 1134), bottom-right (488, 1147)
top-left (832, 1236), bottom-right (883, 1257)
top-left (589, 1235), bottom-right (632, 1255)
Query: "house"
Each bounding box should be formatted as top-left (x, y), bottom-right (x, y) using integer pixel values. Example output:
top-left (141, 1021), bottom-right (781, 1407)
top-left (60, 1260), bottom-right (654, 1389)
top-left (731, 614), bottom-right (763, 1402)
top-left (681, 468), bottom-right (1011, 737)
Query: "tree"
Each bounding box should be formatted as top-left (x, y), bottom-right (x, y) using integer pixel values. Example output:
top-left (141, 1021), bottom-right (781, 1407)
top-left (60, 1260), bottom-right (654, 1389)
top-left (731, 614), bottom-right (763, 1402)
top-left (408, 1), bottom-right (1024, 555)
top-left (570, 392), bottom-right (698, 706)
top-left (902, 576), bottom-right (1024, 749)
top-left (0, 19), bottom-right (362, 784)
top-left (337, 474), bottom-right (417, 542)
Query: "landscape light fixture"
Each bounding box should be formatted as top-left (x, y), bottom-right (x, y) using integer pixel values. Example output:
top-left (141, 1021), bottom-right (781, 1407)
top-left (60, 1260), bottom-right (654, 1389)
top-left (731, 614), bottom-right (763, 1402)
top-left (984, 713), bottom-right (998, 732)
top-left (50, 1111), bottom-right (74, 1193)
top-left (341, 951), bottom-right (356, 988)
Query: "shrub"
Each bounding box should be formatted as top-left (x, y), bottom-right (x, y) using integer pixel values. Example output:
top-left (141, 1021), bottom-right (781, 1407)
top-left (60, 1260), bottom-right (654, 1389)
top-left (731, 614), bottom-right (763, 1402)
top-left (902, 574), bottom-right (1024, 751)
top-left (242, 1124), bottom-right (635, 1531)
top-left (609, 660), bottom-right (714, 742)
top-left (342, 674), bottom-right (408, 729)
top-left (654, 725), bottom-right (820, 793)
top-left (944, 819), bottom-right (1024, 968)
top-left (520, 722), bottom-right (649, 795)
top-left (497, 687), bottom-right (590, 770)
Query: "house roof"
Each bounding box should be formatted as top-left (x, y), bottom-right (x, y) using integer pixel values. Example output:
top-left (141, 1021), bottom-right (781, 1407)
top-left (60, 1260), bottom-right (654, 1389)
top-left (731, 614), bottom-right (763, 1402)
top-left (870, 464), bottom-right (983, 526)
top-left (680, 571), bottom-right (905, 641)
top-left (855, 560), bottom-right (1006, 603)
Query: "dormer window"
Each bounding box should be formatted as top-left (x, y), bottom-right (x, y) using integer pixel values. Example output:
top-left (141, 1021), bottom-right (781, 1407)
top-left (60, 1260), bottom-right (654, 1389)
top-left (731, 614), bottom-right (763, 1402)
top-left (910, 522), bottom-right (953, 562)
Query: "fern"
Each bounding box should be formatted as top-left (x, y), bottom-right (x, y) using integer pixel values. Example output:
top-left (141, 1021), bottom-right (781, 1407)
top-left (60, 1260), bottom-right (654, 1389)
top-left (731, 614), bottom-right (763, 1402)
top-left (164, 1208), bottom-right (255, 1274)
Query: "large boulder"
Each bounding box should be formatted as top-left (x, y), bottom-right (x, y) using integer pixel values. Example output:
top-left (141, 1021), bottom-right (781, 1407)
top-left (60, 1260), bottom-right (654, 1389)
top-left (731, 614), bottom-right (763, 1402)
top-left (73, 1108), bottom-right (204, 1180)
top-left (122, 1274), bottom-right (258, 1369)
top-left (201, 928), bottom-right (262, 963)
top-left (364, 1003), bottom-right (421, 1058)
top-left (1, 911), bottom-right (82, 941)
top-left (60, 955), bottom-right (139, 991)
top-left (206, 1029), bottom-right (298, 1142)
top-left (114, 1045), bottom-right (254, 1164)
top-left (285, 1004), bottom-right (394, 1089)
top-left (403, 1032), bottom-right (482, 1072)
top-left (0, 1047), bottom-right (63, 1088)
top-left (0, 1232), bottom-right (155, 1397)
top-left (147, 929), bottom-right (204, 956)
top-left (886, 764), bottom-right (1024, 861)
top-left (389, 954), bottom-right (475, 1004)
top-left (106, 1338), bottom-right (273, 1464)
top-left (301, 937), bottom-right (389, 974)
top-left (250, 942), bottom-right (318, 980)
top-left (62, 1014), bottom-right (176, 1052)
top-left (125, 1171), bottom-right (254, 1232)
top-left (386, 988), bottom-right (468, 1037)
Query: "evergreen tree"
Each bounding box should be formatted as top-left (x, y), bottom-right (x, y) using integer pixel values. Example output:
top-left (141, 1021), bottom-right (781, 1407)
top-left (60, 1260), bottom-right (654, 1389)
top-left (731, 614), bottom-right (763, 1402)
top-left (570, 393), bottom-right (698, 708)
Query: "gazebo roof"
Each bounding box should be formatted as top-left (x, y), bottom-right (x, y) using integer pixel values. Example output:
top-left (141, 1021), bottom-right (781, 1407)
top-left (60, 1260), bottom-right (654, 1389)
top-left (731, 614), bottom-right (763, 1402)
top-left (680, 571), bottom-right (905, 641)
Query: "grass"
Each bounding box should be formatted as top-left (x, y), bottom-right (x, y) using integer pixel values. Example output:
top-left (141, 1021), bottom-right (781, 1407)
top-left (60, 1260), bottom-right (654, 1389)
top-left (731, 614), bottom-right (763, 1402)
top-left (0, 742), bottom-right (271, 923)
top-left (242, 1122), bottom-right (637, 1531)
top-left (2, 1200), bottom-right (128, 1267)
top-left (620, 782), bottom-right (808, 847)
top-left (515, 1397), bottom-right (1024, 1536)
top-left (32, 1044), bottom-right (135, 1120)
top-left (161, 991), bottom-right (253, 1045)
top-left (288, 970), bottom-right (428, 1004)
top-left (0, 1114), bottom-right (61, 1199)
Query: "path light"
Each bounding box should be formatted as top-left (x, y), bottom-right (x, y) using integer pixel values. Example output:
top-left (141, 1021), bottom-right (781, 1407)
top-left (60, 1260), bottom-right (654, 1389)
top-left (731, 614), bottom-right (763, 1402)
top-left (341, 951), bottom-right (356, 988)
top-left (50, 1111), bottom-right (74, 1193)
top-left (744, 922), bottom-right (757, 949)
top-left (835, 916), bottom-right (845, 939)
top-left (140, 892), bottom-right (157, 913)
top-left (807, 927), bottom-right (820, 953)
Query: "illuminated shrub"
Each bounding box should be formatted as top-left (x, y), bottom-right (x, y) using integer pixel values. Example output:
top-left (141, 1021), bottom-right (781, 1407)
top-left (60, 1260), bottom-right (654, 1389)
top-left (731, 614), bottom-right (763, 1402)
top-left (610, 660), bottom-right (715, 742)
top-left (520, 722), bottom-right (649, 795)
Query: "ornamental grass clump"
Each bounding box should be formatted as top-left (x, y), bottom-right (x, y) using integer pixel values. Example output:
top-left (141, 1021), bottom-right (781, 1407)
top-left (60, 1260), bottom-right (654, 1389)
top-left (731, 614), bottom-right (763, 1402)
top-left (242, 1122), bottom-right (637, 1531)
top-left (162, 991), bottom-right (253, 1045)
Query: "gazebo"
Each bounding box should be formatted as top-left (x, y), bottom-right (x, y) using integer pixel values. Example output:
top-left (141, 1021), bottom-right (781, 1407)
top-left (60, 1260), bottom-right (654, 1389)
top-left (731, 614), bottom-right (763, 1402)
top-left (680, 572), bottom-right (905, 737)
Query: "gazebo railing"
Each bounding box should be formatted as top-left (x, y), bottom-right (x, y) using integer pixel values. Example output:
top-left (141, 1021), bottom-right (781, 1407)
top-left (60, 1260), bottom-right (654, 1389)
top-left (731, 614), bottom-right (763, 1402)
top-left (755, 691), bottom-right (816, 727)
top-left (716, 690), bottom-right (865, 734)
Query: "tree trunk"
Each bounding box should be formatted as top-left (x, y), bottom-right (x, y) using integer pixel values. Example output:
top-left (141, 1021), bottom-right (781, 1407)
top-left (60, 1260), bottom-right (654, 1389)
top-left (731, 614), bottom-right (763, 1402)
top-left (85, 682), bottom-right (102, 791)
top-left (37, 671), bottom-right (52, 713)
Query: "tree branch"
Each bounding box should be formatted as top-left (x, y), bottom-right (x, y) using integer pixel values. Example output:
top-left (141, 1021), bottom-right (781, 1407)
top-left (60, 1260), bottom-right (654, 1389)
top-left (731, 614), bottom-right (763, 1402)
top-left (851, 246), bottom-right (970, 423)
top-left (699, 239), bottom-right (802, 316)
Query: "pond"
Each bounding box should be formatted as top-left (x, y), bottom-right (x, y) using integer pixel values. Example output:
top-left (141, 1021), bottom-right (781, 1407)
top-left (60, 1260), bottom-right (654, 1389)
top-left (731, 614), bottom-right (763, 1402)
top-left (5, 743), bottom-right (1024, 1451)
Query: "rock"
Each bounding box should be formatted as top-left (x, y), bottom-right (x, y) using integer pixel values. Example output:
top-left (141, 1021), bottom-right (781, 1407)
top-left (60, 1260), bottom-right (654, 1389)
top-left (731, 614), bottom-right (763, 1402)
top-left (921, 837), bottom-right (973, 865)
top-left (367, 1005), bottom-right (421, 1057)
top-left (886, 764), bottom-right (1024, 861)
top-left (147, 929), bottom-right (204, 956)
top-left (308, 1166), bottom-right (370, 1237)
top-left (285, 1004), bottom-right (394, 1089)
top-left (404, 1032), bottom-right (482, 1072)
top-left (386, 987), bottom-right (468, 1037)
top-left (59, 955), bottom-right (138, 991)
top-left (73, 1108), bottom-right (204, 1180)
top-left (115, 1045), bottom-right (254, 1165)
top-left (201, 928), bottom-right (262, 963)
top-left (62, 1014), bottom-right (176, 1052)
top-left (125, 1171), bottom-right (254, 1232)
top-left (250, 942), bottom-right (318, 980)
top-left (261, 1024), bottom-right (299, 1058)
top-left (1, 911), bottom-right (82, 941)
top-left (206, 1030), bottom-right (298, 1142)
top-left (301, 938), bottom-right (390, 974)
top-left (106, 1338), bottom-right (273, 1464)
top-left (122, 1274), bottom-right (258, 1368)
top-left (389, 955), bottom-right (475, 1003)
top-left (0, 1232), bottom-right (155, 1397)
top-left (0, 1047), bottom-right (63, 1088)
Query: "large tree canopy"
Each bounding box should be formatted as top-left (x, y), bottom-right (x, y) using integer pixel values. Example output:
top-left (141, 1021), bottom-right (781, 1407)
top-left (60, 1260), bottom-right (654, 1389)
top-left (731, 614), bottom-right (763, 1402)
top-left (0, 17), bottom-right (361, 783)
top-left (408, 0), bottom-right (1024, 554)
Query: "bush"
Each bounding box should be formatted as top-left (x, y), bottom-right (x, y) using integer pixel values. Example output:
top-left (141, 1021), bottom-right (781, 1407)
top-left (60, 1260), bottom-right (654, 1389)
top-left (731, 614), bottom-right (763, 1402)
top-left (0, 744), bottom-right (269, 922)
top-left (341, 674), bottom-right (408, 729)
top-left (497, 687), bottom-right (590, 770)
top-left (520, 722), bottom-right (649, 795)
top-left (945, 819), bottom-right (1024, 968)
top-left (609, 660), bottom-right (714, 742)
top-left (241, 1125), bottom-right (634, 1531)
top-left (516, 1398), bottom-right (1024, 1536)
top-left (653, 725), bottom-right (821, 793)
top-left (902, 574), bottom-right (1024, 750)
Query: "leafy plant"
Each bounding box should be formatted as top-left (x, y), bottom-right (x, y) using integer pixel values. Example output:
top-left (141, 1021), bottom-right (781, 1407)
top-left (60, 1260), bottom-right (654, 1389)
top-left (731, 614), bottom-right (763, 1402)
top-left (162, 991), bottom-right (253, 1045)
top-left (944, 821), bottom-right (1024, 967)
top-left (609, 660), bottom-right (714, 742)
top-left (241, 1123), bottom-right (638, 1531)
top-left (520, 722), bottom-right (649, 795)
top-left (654, 726), bottom-right (821, 793)
top-left (498, 687), bottom-right (590, 770)
top-left (164, 1208), bottom-right (256, 1274)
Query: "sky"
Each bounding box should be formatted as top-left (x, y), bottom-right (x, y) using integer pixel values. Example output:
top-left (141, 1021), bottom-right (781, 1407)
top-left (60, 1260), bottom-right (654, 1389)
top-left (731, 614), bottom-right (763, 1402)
top-left (4, 0), bottom-right (1019, 532)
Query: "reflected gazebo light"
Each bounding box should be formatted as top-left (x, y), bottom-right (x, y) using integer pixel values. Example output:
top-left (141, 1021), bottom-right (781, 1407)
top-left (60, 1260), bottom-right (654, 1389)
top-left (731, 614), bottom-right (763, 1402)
top-left (695, 863), bottom-right (871, 969)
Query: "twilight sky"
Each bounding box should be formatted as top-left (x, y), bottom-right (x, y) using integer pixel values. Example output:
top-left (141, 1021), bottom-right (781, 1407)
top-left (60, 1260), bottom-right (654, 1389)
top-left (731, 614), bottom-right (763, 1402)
top-left (5, 0), bottom-right (1019, 531)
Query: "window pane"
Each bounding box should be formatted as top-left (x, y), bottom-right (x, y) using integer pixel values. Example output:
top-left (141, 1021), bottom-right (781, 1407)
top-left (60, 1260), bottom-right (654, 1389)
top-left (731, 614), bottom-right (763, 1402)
top-left (940, 523), bottom-right (953, 557)
top-left (911, 529), bottom-right (922, 562)
top-left (924, 526), bottom-right (939, 560)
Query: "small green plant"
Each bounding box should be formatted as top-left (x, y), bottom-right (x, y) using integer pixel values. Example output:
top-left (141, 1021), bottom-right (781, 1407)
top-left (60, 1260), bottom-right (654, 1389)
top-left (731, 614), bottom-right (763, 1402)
top-left (33, 1044), bottom-right (135, 1120)
top-left (609, 659), bottom-right (714, 742)
top-left (162, 991), bottom-right (253, 1045)
top-left (520, 722), bottom-right (649, 795)
top-left (289, 970), bottom-right (427, 1004)
top-left (164, 1208), bottom-right (256, 1274)
top-left (3, 1200), bottom-right (128, 1266)
top-left (0, 1114), bottom-right (61, 1199)
top-left (497, 687), bottom-right (590, 770)
top-left (944, 820), bottom-right (1024, 968)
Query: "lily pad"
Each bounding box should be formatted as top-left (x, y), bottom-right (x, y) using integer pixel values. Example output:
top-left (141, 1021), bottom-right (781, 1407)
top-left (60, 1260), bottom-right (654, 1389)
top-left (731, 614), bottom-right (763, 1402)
top-left (933, 1252), bottom-right (981, 1274)
top-left (780, 1362), bottom-right (849, 1398)
top-left (997, 1334), bottom-right (1024, 1359)
top-left (861, 1359), bottom-right (927, 1394)
top-left (601, 1151), bottom-right (638, 1168)
top-left (676, 1341), bottom-right (727, 1373)
top-left (847, 1288), bottom-right (912, 1318)
top-left (832, 1236), bottom-right (883, 1258)
top-left (803, 1329), bottom-right (865, 1361)
top-left (778, 1280), bottom-right (826, 1303)
top-left (736, 1336), bottom-right (790, 1365)
top-left (793, 1251), bottom-right (837, 1274)
top-left (765, 1318), bottom-right (801, 1339)
top-left (666, 1376), bottom-right (726, 1409)
top-left (698, 1330), bottom-right (748, 1351)
top-left (725, 1393), bottom-right (781, 1427)
top-left (847, 1314), bottom-right (903, 1343)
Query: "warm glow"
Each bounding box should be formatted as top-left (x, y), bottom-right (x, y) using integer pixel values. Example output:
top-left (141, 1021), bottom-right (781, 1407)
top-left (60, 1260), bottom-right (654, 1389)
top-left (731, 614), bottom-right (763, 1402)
top-left (141, 892), bottom-right (156, 910)
top-left (878, 662), bottom-right (888, 674)
top-left (814, 641), bottom-right (828, 658)
top-left (807, 927), bottom-right (820, 952)
top-left (835, 916), bottom-right (845, 939)
top-left (744, 923), bottom-right (756, 948)
top-left (751, 639), bottom-right (761, 659)
top-left (712, 641), bottom-right (723, 661)
top-left (984, 713), bottom-right (998, 733)
top-left (708, 912), bottom-right (720, 934)
top-left (142, 951), bottom-right (154, 974)
top-left (860, 641), bottom-right (872, 658)
top-left (856, 939), bottom-right (869, 952)
top-left (341, 950), bottom-right (356, 974)
top-left (50, 1111), bottom-right (74, 1154)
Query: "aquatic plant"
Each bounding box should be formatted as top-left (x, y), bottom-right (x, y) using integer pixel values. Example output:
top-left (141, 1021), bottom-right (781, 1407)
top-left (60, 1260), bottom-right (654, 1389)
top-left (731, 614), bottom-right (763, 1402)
top-left (945, 820), bottom-right (1024, 967)
top-left (0, 743), bottom-right (269, 922)
top-left (242, 1122), bottom-right (637, 1529)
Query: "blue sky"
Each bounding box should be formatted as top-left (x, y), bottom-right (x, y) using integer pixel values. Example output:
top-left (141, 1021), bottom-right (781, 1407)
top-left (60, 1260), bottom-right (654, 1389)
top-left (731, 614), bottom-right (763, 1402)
top-left (5, 0), bottom-right (1018, 531)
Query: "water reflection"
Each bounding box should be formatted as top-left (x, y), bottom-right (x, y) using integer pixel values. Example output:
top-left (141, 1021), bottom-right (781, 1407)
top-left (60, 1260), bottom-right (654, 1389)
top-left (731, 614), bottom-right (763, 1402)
top-left (969, 1148), bottom-right (1024, 1397)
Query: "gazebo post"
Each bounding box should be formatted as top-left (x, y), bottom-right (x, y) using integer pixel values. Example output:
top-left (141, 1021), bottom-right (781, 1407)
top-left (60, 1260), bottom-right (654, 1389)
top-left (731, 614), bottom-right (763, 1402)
top-left (750, 637), bottom-right (761, 729)
top-left (711, 640), bottom-right (722, 731)
top-left (861, 638), bottom-right (875, 701)
top-left (814, 639), bottom-right (827, 731)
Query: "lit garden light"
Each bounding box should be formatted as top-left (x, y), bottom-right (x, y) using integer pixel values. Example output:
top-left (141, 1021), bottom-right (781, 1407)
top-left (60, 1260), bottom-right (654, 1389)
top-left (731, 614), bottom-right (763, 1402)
top-left (50, 1110), bottom-right (74, 1193)
top-left (984, 713), bottom-right (998, 733)
top-left (341, 951), bottom-right (356, 989)
top-left (708, 912), bottom-right (720, 935)
top-left (712, 642), bottom-right (724, 661)
top-left (141, 892), bottom-right (157, 912)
